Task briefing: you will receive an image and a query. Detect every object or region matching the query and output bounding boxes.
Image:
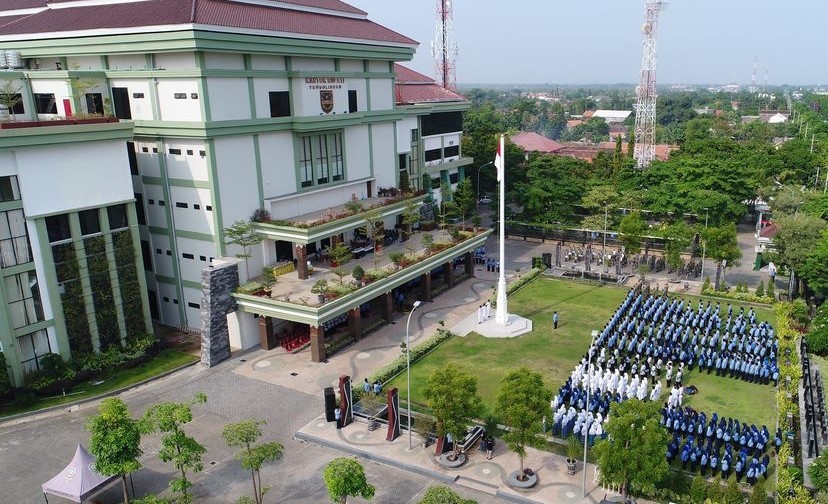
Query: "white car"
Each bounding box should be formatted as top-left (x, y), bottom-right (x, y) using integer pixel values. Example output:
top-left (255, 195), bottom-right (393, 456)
top-left (478, 196), bottom-right (492, 205)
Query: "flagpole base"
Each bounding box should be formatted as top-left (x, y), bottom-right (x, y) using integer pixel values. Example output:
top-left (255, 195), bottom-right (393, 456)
top-left (495, 278), bottom-right (509, 326)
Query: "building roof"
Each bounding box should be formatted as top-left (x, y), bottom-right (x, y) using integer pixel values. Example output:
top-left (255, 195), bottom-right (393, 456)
top-left (510, 132), bottom-right (564, 154)
top-left (393, 63), bottom-right (465, 104)
top-left (592, 109), bottom-right (632, 120)
top-left (554, 141), bottom-right (675, 162)
top-left (0, 0), bottom-right (417, 46)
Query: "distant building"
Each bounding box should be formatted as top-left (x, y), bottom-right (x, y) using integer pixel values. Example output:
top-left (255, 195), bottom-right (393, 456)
top-left (509, 132), bottom-right (564, 155)
top-left (592, 110), bottom-right (632, 124)
top-left (555, 142), bottom-right (675, 163)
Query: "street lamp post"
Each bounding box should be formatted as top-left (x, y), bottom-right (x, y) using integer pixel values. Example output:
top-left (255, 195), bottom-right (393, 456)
top-left (406, 300), bottom-right (422, 450)
top-left (700, 208), bottom-right (709, 282)
top-left (476, 161), bottom-right (495, 204)
top-left (582, 330), bottom-right (599, 498)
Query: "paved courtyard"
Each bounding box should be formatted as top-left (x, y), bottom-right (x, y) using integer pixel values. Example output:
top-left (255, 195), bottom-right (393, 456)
top-left (0, 227), bottom-right (774, 504)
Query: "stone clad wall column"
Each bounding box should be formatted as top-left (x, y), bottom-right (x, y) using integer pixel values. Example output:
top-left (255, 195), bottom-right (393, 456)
top-left (310, 325), bottom-right (325, 362)
top-left (200, 260), bottom-right (240, 367)
top-left (295, 244), bottom-right (308, 280)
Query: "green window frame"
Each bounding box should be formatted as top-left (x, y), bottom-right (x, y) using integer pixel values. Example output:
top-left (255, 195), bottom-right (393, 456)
top-left (298, 132), bottom-right (346, 190)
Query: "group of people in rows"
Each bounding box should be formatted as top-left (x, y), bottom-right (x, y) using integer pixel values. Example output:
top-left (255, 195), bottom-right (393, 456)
top-left (472, 246), bottom-right (501, 273)
top-left (549, 288), bottom-right (779, 485)
top-left (665, 407), bottom-right (779, 484)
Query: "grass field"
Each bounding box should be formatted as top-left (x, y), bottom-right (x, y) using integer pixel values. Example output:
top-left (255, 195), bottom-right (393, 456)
top-left (0, 349), bottom-right (198, 418)
top-left (387, 277), bottom-right (778, 428)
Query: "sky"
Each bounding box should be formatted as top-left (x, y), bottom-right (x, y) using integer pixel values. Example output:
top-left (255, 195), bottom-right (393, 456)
top-left (346, 0), bottom-right (826, 86)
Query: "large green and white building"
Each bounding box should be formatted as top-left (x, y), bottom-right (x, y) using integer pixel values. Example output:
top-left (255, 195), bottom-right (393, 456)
top-left (0, 0), bottom-right (476, 373)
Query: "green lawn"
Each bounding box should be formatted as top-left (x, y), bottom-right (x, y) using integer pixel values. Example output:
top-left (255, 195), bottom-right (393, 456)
top-left (388, 277), bottom-right (778, 428)
top-left (0, 349), bottom-right (198, 418)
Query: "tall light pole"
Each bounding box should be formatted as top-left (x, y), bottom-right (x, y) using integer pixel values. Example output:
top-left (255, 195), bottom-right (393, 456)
top-left (582, 330), bottom-right (599, 498)
top-left (476, 161), bottom-right (495, 204)
top-left (406, 300), bottom-right (422, 450)
top-left (699, 208), bottom-right (709, 282)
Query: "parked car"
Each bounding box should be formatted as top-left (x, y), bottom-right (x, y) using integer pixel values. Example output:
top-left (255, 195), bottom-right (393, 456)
top-left (478, 195), bottom-right (492, 205)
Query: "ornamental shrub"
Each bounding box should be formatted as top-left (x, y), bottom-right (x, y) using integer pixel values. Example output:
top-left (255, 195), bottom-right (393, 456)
top-left (0, 352), bottom-right (11, 398)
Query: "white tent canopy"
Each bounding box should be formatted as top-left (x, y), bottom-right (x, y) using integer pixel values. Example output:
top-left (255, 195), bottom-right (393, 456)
top-left (42, 444), bottom-right (117, 503)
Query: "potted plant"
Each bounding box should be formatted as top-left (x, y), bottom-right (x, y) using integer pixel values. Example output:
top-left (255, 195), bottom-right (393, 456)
top-left (566, 435), bottom-right (581, 475)
top-left (311, 279), bottom-right (329, 303)
top-left (352, 265), bottom-right (365, 286)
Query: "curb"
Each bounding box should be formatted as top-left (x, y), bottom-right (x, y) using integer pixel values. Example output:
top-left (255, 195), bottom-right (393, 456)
top-left (0, 358), bottom-right (200, 426)
top-left (294, 429), bottom-right (547, 504)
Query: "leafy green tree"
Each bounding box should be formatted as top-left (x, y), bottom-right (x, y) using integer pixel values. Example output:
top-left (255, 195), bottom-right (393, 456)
top-left (224, 220), bottom-right (263, 280)
top-left (221, 419), bottom-right (284, 504)
top-left (802, 193), bottom-right (828, 220)
top-left (773, 214), bottom-right (827, 274)
top-left (755, 280), bottom-right (765, 297)
top-left (593, 399), bottom-right (669, 499)
top-left (627, 130), bottom-right (635, 159)
top-left (702, 224), bottom-right (741, 280)
top-left (423, 364), bottom-right (484, 460)
top-left (748, 478), bottom-right (767, 504)
top-left (515, 155), bottom-right (588, 224)
top-left (87, 398), bottom-right (143, 504)
top-left (770, 185), bottom-right (808, 217)
top-left (142, 393), bottom-right (208, 503)
top-left (619, 211), bottom-right (647, 256)
top-left (660, 221), bottom-right (693, 272)
top-left (326, 243), bottom-right (353, 285)
top-left (0, 351), bottom-right (11, 398)
top-left (418, 485), bottom-right (476, 504)
top-left (452, 179), bottom-right (476, 226)
top-left (495, 368), bottom-right (552, 477)
top-left (799, 230), bottom-right (828, 297)
top-left (722, 475), bottom-right (743, 504)
top-left (322, 457), bottom-right (375, 504)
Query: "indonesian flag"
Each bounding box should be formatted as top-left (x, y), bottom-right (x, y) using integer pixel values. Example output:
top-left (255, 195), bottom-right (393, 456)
top-left (494, 134), bottom-right (504, 182)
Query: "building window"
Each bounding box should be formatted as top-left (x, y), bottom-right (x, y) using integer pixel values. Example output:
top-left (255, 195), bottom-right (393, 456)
top-left (0, 209), bottom-right (31, 267)
top-left (188, 302), bottom-right (200, 309)
top-left (34, 93), bottom-right (57, 114)
top-left (78, 209), bottom-right (101, 236)
top-left (186, 149), bottom-right (193, 155)
top-left (193, 204), bottom-right (200, 210)
top-left (190, 93), bottom-right (198, 99)
top-left (411, 129), bottom-right (418, 142)
top-left (46, 214), bottom-right (71, 243)
top-left (175, 202), bottom-right (188, 209)
top-left (158, 200), bottom-right (166, 207)
top-left (199, 255), bottom-right (206, 261)
top-left (348, 90), bottom-right (357, 113)
top-left (424, 149), bottom-right (441, 162)
top-left (152, 147), bottom-right (158, 153)
top-left (155, 248), bottom-right (162, 254)
top-left (127, 142), bottom-right (139, 175)
top-left (18, 329), bottom-right (52, 375)
top-left (206, 205), bottom-right (212, 211)
top-left (107, 204), bottom-right (128, 230)
top-left (85, 93), bottom-right (103, 114)
top-left (5, 271), bottom-right (44, 329)
top-left (299, 132), bottom-right (345, 189)
top-left (142, 147), bottom-right (149, 153)
top-left (444, 145), bottom-right (460, 158)
top-left (268, 91), bottom-right (290, 118)
top-left (182, 253), bottom-right (194, 259)
top-left (449, 172), bottom-right (459, 184)
top-left (173, 299), bottom-right (178, 304)
top-left (133, 92), bottom-right (145, 99)
top-left (165, 250), bottom-right (171, 256)
top-left (134, 193), bottom-right (146, 225)
top-left (398, 154), bottom-right (407, 172)
top-left (421, 111), bottom-right (463, 136)
top-left (169, 148), bottom-right (182, 155)
top-left (0, 175), bottom-right (21, 202)
top-left (2, 93), bottom-right (24, 115)
top-left (148, 199), bottom-right (155, 205)
top-left (174, 93), bottom-right (187, 99)
top-left (199, 150), bottom-right (206, 157)
top-left (141, 240), bottom-right (153, 271)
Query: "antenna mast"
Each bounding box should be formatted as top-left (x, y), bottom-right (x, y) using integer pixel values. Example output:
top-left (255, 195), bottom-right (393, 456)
top-left (750, 56), bottom-right (758, 93)
top-left (633, 0), bottom-right (665, 168)
top-left (432, 0), bottom-right (458, 92)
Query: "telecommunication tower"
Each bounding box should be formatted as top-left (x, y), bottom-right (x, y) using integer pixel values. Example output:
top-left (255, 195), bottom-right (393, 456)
top-left (431, 0), bottom-right (458, 92)
top-left (633, 0), bottom-right (665, 168)
top-left (749, 56), bottom-right (758, 93)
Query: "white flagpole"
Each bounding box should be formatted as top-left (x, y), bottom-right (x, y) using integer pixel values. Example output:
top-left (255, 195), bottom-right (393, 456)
top-left (495, 134), bottom-right (509, 326)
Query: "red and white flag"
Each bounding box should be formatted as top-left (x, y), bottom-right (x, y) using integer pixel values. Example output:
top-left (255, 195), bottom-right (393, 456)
top-left (494, 135), bottom-right (504, 182)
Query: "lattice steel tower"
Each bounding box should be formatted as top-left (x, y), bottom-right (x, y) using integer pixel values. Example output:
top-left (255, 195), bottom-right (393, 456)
top-left (633, 0), bottom-right (665, 168)
top-left (431, 0), bottom-right (458, 92)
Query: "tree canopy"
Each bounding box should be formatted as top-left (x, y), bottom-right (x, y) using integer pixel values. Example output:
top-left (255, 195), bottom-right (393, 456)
top-left (423, 364), bottom-right (484, 456)
top-left (495, 368), bottom-right (552, 475)
top-left (87, 398), bottom-right (143, 504)
top-left (593, 399), bottom-right (669, 498)
top-left (322, 457), bottom-right (375, 504)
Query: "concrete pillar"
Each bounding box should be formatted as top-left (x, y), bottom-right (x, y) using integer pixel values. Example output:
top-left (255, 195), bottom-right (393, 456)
top-left (445, 261), bottom-right (454, 287)
top-left (421, 272), bottom-right (432, 302)
top-left (310, 325), bottom-right (325, 362)
top-left (381, 291), bottom-right (394, 322)
top-left (295, 243), bottom-right (308, 280)
top-left (331, 234), bottom-right (342, 246)
top-left (258, 316), bottom-right (277, 350)
top-left (348, 307), bottom-right (363, 341)
top-left (465, 251), bottom-right (474, 277)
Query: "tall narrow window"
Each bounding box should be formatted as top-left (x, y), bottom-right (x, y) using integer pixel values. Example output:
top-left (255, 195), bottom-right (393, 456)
top-left (0, 209), bottom-right (31, 267)
top-left (78, 209), bottom-right (101, 236)
top-left (126, 142), bottom-right (139, 176)
top-left (5, 271), bottom-right (44, 329)
top-left (315, 135), bottom-right (329, 184)
top-left (85, 93), bottom-right (103, 114)
top-left (0, 175), bottom-right (21, 202)
top-left (46, 214), bottom-right (71, 243)
top-left (17, 329), bottom-right (52, 374)
top-left (331, 134), bottom-right (344, 181)
top-left (300, 137), bottom-right (313, 188)
top-left (348, 90), bottom-right (357, 113)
